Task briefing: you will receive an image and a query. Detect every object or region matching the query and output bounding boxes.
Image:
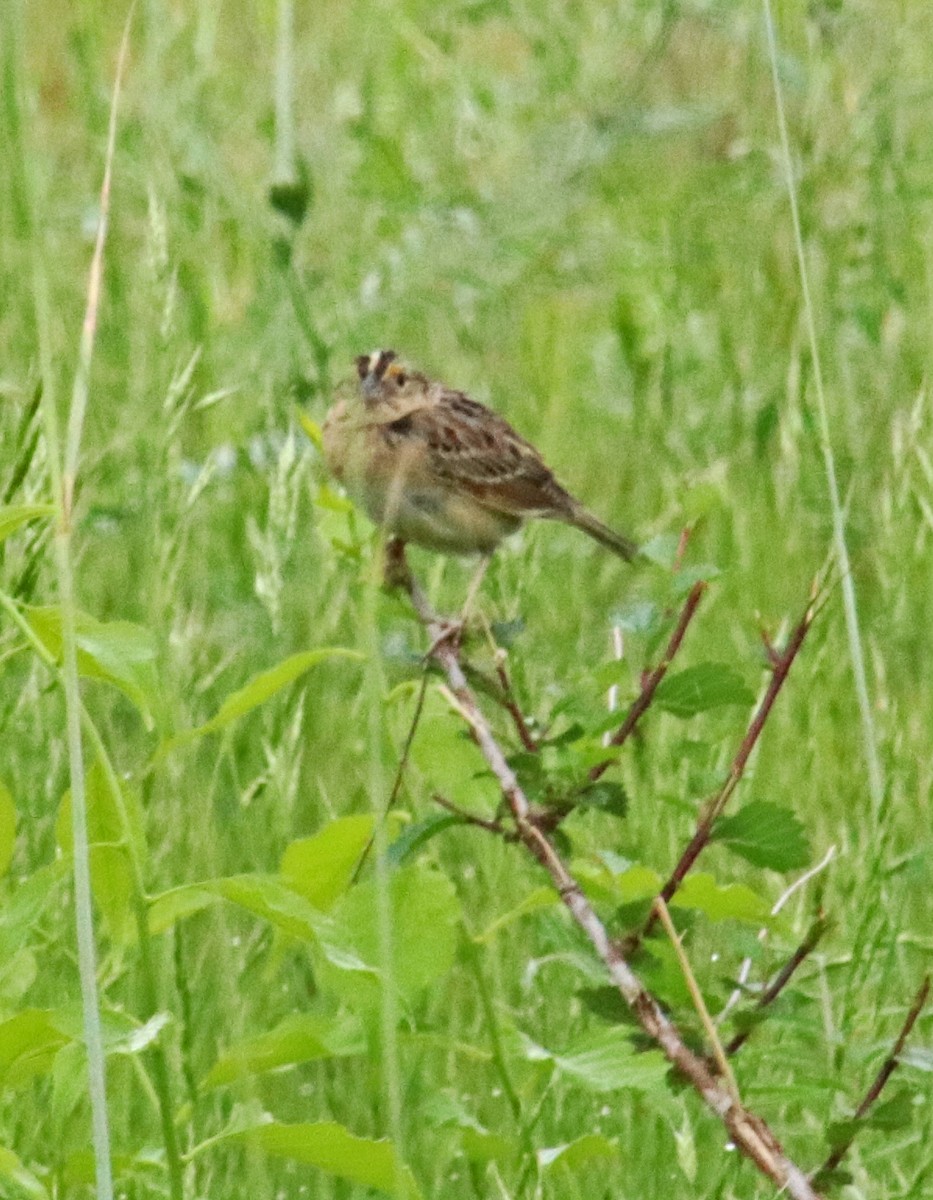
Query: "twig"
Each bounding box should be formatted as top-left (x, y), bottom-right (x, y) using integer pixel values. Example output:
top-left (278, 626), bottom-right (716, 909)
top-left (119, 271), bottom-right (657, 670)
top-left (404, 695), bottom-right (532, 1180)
top-left (492, 647), bottom-right (538, 753)
top-left (814, 974), bottom-right (930, 1183)
top-left (589, 580), bottom-right (706, 782)
top-left (432, 793), bottom-right (508, 836)
top-left (353, 670), bottom-right (430, 881)
top-left (719, 845), bottom-right (837, 1028)
top-left (399, 549), bottom-right (823, 1200)
top-left (636, 585), bottom-right (818, 944)
top-left (725, 913), bottom-right (829, 1057)
top-left (654, 896), bottom-right (741, 1104)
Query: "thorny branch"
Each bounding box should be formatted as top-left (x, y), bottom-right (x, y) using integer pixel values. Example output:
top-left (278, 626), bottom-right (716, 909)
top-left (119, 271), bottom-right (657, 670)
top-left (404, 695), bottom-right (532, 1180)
top-left (632, 587), bottom-right (818, 948)
top-left (590, 579), bottom-right (706, 782)
top-left (396, 547), bottom-right (824, 1200)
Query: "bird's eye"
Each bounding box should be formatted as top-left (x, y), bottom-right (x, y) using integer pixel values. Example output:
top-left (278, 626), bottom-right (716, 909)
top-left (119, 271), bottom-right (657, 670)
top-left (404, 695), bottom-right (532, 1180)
top-left (395, 372), bottom-right (407, 386)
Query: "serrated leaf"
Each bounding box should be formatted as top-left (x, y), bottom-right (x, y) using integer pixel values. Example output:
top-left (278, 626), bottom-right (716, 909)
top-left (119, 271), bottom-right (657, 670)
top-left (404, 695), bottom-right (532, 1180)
top-left (614, 864), bottom-right (663, 902)
top-left (540, 1028), bottom-right (669, 1094)
top-left (0, 503), bottom-right (55, 544)
top-left (26, 606), bottom-right (161, 729)
top-left (281, 815), bottom-right (374, 911)
top-left (204, 1012), bottom-right (364, 1087)
top-left (411, 709), bottom-right (498, 810)
top-left (318, 864), bottom-right (460, 1011)
top-left (225, 1121), bottom-right (422, 1200)
top-left (655, 663), bottom-right (754, 718)
top-left (713, 801), bottom-right (811, 871)
top-left (577, 986), bottom-right (633, 1025)
top-left (670, 873), bottom-right (773, 925)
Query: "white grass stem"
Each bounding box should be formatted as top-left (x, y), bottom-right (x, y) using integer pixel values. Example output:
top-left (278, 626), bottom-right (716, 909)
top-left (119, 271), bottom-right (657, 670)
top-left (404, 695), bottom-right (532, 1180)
top-left (18, 8), bottom-right (134, 1198)
top-left (762, 0), bottom-right (886, 827)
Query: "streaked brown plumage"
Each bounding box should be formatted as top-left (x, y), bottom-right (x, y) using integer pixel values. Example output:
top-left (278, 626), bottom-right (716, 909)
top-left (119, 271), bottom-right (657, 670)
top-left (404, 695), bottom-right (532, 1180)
top-left (322, 349), bottom-right (638, 561)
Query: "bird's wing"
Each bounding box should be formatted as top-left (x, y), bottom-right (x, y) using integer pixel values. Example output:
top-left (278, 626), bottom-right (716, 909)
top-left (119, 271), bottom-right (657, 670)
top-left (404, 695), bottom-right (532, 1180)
top-left (377, 390), bottom-right (574, 518)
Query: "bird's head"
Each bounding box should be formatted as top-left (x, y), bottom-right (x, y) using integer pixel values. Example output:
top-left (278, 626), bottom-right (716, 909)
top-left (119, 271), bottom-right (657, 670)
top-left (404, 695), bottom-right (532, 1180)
top-left (355, 349), bottom-right (426, 407)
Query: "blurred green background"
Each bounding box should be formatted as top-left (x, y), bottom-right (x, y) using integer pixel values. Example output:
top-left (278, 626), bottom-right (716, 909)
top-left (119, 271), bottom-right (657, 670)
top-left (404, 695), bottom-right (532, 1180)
top-left (1, 0), bottom-right (932, 1196)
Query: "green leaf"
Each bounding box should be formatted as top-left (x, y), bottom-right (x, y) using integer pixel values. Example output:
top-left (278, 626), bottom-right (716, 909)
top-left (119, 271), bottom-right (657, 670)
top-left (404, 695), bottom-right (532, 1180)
top-left (899, 1047), bottom-right (933, 1072)
top-left (421, 1094), bottom-right (517, 1163)
top-left (0, 1010), bottom-right (70, 1087)
top-left (0, 783), bottom-right (16, 878)
top-left (148, 874), bottom-right (332, 942)
top-left (608, 599), bottom-right (661, 637)
top-left (281, 815), bottom-right (375, 911)
top-left (460, 1127), bottom-right (518, 1164)
top-left (411, 709), bottom-right (498, 810)
top-left (713, 801), bottom-right (811, 871)
top-left (387, 813), bottom-right (460, 865)
top-left (670, 873), bottom-right (773, 925)
top-left (180, 647), bottom-right (363, 742)
top-left (867, 1088), bottom-right (915, 1132)
top-left (26, 606), bottom-right (161, 730)
top-left (225, 1121), bottom-right (422, 1199)
top-left (671, 565), bottom-right (719, 598)
top-left (655, 663), bottom-right (755, 718)
top-left (671, 1106), bottom-right (698, 1183)
top-left (521, 1028), bottom-right (669, 1094)
top-left (318, 863), bottom-right (460, 1011)
top-left (204, 1012), bottom-right (365, 1088)
top-left (576, 781), bottom-right (628, 819)
top-left (0, 504), bottom-right (55, 544)
top-left (297, 409), bottom-right (324, 450)
top-left (0, 1146), bottom-right (49, 1199)
top-left (474, 887), bottom-right (558, 943)
top-left (555, 1030), bottom-right (670, 1093)
top-left (640, 533), bottom-right (679, 567)
top-left (538, 1133), bottom-right (619, 1173)
top-left (0, 863), bottom-right (67, 960)
top-left (56, 760), bottom-right (145, 946)
top-left (825, 1119), bottom-right (859, 1150)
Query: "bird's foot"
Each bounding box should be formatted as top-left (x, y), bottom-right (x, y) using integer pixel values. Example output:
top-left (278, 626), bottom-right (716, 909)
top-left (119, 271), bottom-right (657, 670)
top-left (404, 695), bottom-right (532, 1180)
top-left (424, 616), bottom-right (465, 659)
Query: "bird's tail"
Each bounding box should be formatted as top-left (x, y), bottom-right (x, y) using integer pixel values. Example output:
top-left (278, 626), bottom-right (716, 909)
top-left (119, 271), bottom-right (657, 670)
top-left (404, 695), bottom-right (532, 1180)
top-left (567, 506), bottom-right (639, 562)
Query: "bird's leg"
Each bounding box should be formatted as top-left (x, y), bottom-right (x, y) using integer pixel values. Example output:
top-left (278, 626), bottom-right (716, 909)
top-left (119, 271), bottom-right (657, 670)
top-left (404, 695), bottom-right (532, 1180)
top-left (383, 536), bottom-right (414, 592)
top-left (424, 553), bottom-right (492, 657)
top-left (461, 553), bottom-right (492, 625)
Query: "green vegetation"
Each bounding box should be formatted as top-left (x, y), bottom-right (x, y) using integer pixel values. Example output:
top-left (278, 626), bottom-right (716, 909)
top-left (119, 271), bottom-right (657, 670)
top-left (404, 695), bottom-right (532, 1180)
top-left (1, 0), bottom-right (931, 1196)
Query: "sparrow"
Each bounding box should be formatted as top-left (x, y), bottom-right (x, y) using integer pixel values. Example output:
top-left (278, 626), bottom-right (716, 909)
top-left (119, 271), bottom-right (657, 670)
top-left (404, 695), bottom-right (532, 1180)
top-left (322, 349), bottom-right (638, 562)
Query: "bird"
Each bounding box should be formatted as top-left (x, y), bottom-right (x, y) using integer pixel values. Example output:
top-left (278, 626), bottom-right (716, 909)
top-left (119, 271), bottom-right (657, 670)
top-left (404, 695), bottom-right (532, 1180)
top-left (322, 349), bottom-right (639, 566)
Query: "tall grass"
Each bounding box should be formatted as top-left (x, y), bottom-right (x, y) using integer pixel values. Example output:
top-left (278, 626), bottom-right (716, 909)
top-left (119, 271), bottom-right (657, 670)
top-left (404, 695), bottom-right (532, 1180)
top-left (1, 1), bottom-right (931, 1197)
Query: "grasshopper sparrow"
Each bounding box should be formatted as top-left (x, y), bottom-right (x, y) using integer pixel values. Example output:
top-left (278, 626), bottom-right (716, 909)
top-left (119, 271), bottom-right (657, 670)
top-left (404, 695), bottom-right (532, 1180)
top-left (322, 349), bottom-right (638, 562)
